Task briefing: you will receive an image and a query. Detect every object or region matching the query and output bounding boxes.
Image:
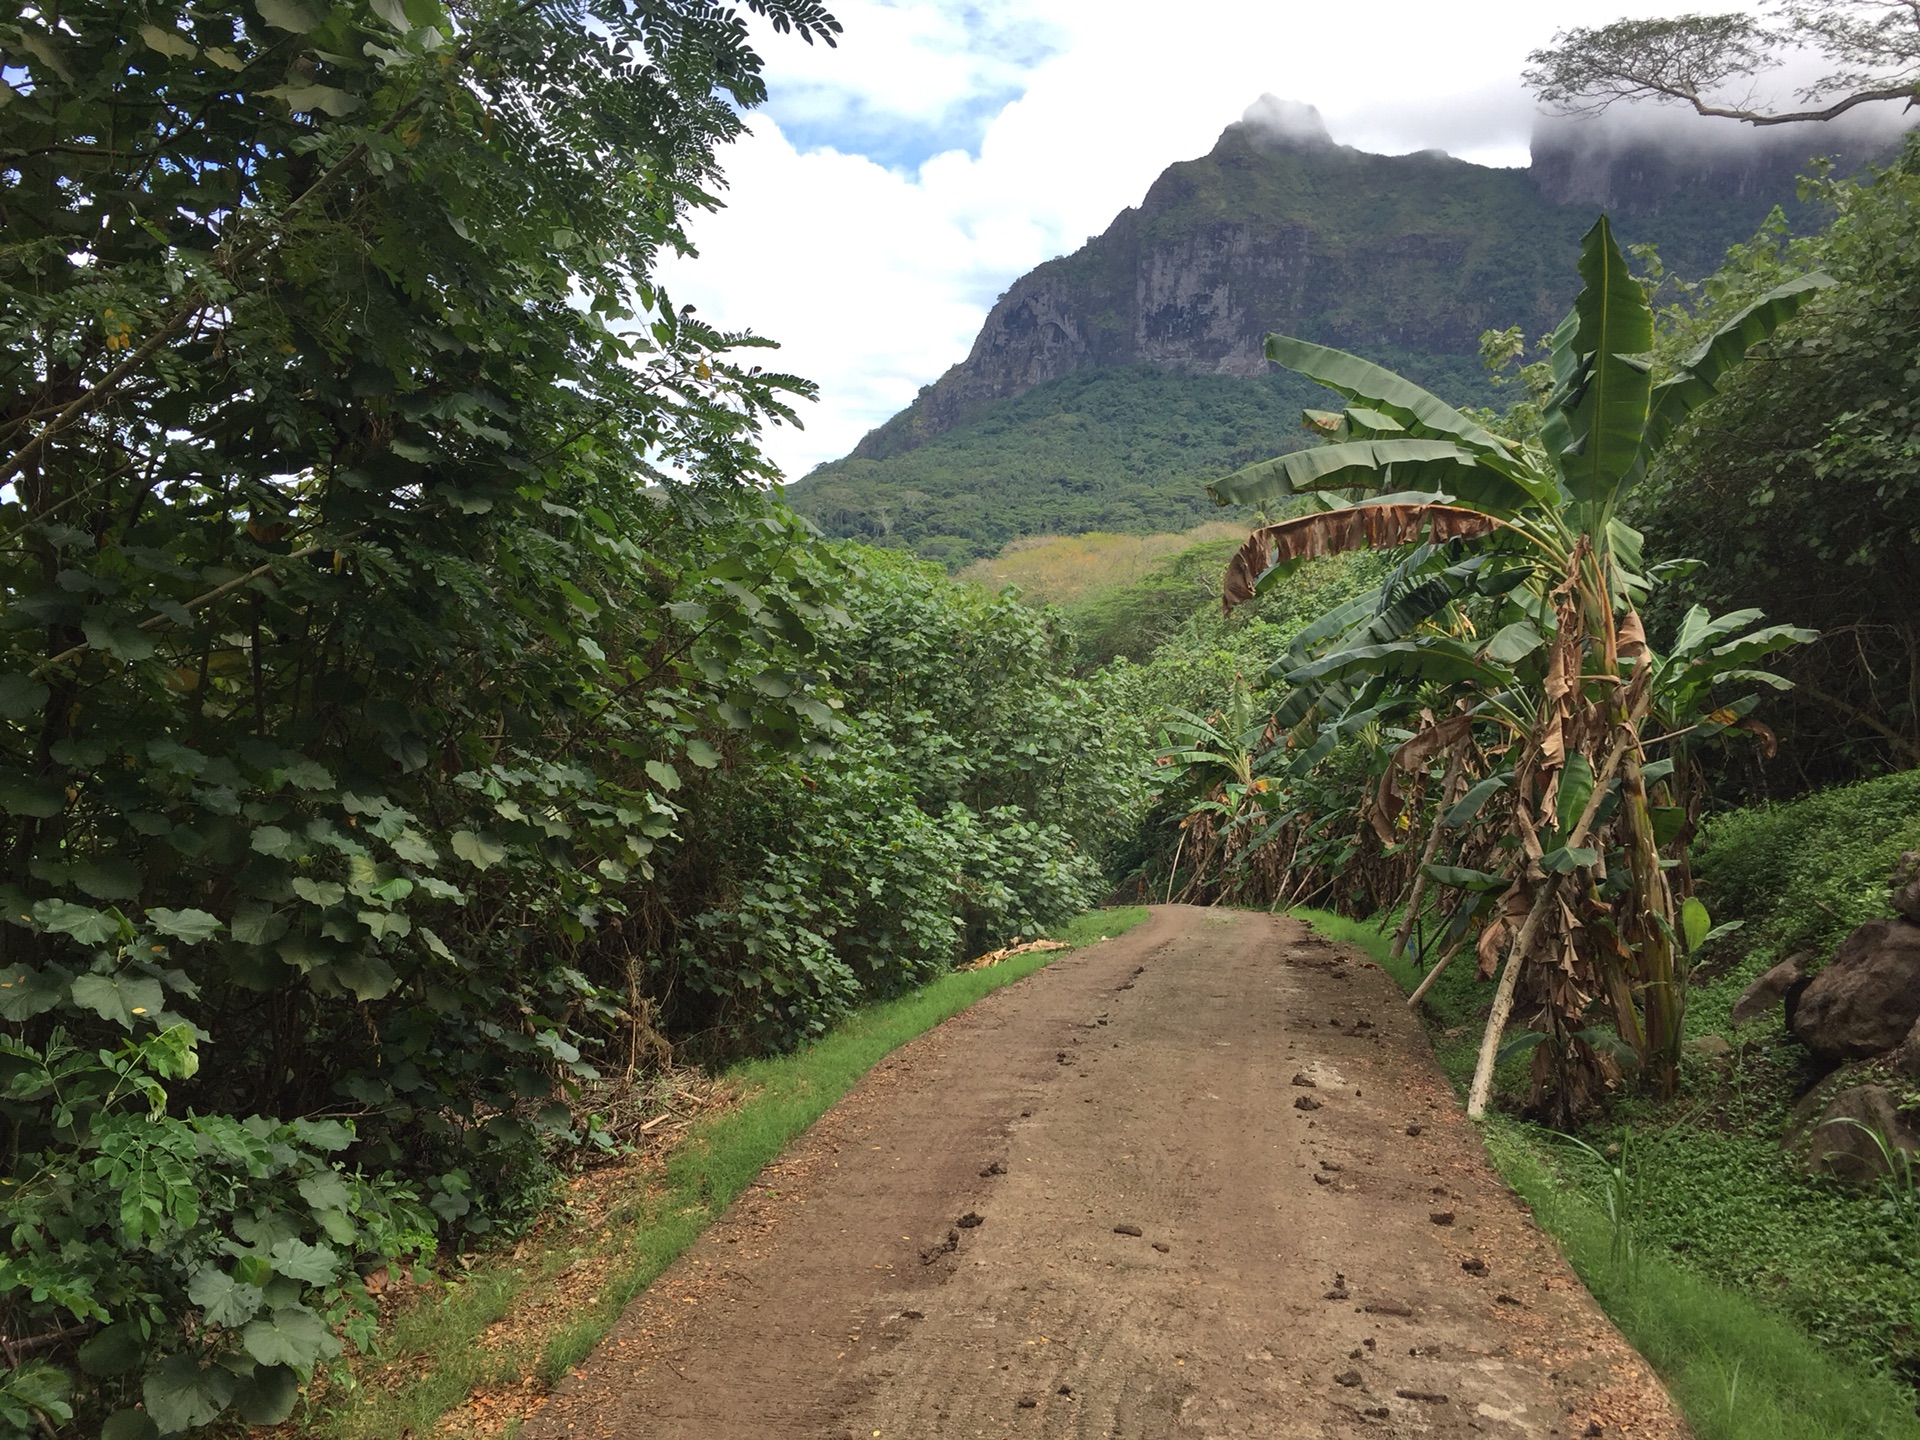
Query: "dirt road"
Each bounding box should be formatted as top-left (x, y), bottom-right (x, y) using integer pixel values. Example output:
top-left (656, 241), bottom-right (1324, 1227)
top-left (526, 906), bottom-right (1684, 1439)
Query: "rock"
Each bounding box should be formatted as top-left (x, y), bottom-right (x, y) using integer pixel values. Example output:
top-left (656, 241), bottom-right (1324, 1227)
top-left (1729, 953), bottom-right (1809, 1028)
top-left (1685, 1034), bottom-right (1733, 1062)
top-left (1889, 1017), bottom-right (1920, 1080)
top-left (1894, 852), bottom-right (1920, 924)
top-left (1787, 1080), bottom-right (1919, 1183)
top-left (1791, 921), bottom-right (1920, 1059)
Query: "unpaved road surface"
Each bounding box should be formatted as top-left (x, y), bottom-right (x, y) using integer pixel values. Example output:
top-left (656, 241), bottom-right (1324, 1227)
top-left (527, 907), bottom-right (1684, 1439)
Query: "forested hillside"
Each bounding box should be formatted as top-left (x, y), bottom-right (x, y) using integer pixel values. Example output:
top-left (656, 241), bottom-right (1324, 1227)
top-left (788, 105), bottom-right (1893, 559)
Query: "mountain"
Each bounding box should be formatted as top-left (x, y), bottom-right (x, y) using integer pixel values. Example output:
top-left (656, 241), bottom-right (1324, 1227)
top-left (789, 99), bottom-right (1897, 563)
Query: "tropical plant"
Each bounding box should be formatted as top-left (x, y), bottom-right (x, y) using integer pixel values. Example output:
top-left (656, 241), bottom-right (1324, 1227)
top-left (1208, 216), bottom-right (1824, 1120)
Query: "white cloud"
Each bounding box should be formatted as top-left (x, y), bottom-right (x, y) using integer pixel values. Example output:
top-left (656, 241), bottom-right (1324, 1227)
top-left (659, 0), bottom-right (1889, 478)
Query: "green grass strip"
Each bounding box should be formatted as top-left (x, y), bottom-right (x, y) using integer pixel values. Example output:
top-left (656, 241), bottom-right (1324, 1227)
top-left (1291, 906), bottom-right (1920, 1440)
top-left (313, 906), bottom-right (1150, 1439)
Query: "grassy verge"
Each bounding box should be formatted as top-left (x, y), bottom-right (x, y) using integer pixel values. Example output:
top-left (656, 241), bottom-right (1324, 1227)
top-left (309, 906), bottom-right (1150, 1439)
top-left (1292, 906), bottom-right (1920, 1440)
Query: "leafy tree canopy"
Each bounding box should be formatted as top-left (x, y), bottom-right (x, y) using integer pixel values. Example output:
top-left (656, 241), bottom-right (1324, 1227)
top-left (1526, 1), bottom-right (1920, 126)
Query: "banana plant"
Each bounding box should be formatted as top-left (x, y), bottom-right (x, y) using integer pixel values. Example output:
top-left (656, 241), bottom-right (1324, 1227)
top-left (1209, 217), bottom-right (1826, 1117)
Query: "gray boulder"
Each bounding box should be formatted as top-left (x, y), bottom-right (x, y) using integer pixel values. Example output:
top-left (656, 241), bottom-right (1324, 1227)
top-left (1889, 1017), bottom-right (1920, 1080)
top-left (1790, 920), bottom-right (1920, 1059)
top-left (1788, 1081), bottom-right (1919, 1183)
top-left (1894, 851), bottom-right (1920, 925)
top-left (1730, 952), bottom-right (1809, 1028)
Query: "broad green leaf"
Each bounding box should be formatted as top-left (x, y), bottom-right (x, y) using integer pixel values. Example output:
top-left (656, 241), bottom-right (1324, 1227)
top-left (0, 673), bottom-right (49, 720)
top-left (328, 951), bottom-right (397, 1000)
top-left (297, 1169), bottom-right (351, 1213)
top-left (0, 963), bottom-right (67, 1020)
top-left (144, 1354), bottom-right (236, 1434)
top-left (242, 1304), bottom-right (342, 1369)
top-left (292, 1117), bottom-right (354, 1151)
top-left (1423, 863), bottom-right (1508, 892)
top-left (1645, 273), bottom-right (1834, 456)
top-left (83, 616), bottom-right (158, 662)
top-left (71, 972), bottom-right (166, 1028)
top-left (251, 825), bottom-right (302, 858)
top-left (450, 830), bottom-right (505, 869)
top-left (137, 23), bottom-right (198, 57)
top-left (292, 878), bottom-right (346, 907)
top-left (1482, 620), bottom-right (1543, 666)
top-left (277, 758), bottom-right (335, 791)
top-left (78, 1321), bottom-right (146, 1377)
top-left (255, 0), bottom-right (324, 31)
top-left (389, 828), bottom-right (439, 865)
top-left (101, 1412), bottom-right (160, 1440)
top-left (1263, 335), bottom-right (1509, 454)
top-left (1207, 438), bottom-right (1483, 509)
top-left (1539, 845), bottom-right (1600, 874)
top-left (147, 907), bottom-right (222, 943)
top-left (1542, 216), bottom-right (1654, 504)
top-left (267, 1238), bottom-right (341, 1285)
top-left (1556, 753), bottom-right (1596, 838)
top-left (685, 738), bottom-right (722, 769)
top-left (233, 1364), bottom-right (299, 1425)
top-left (73, 857), bottom-right (141, 901)
top-left (1444, 775), bottom-right (1506, 828)
top-left (262, 84), bottom-right (365, 116)
top-left (0, 770), bottom-right (64, 817)
top-left (1682, 896), bottom-right (1712, 953)
top-left (189, 1266), bottom-right (266, 1327)
top-left (232, 901), bottom-right (290, 946)
top-left (34, 898), bottom-right (119, 945)
top-left (645, 760), bottom-right (682, 792)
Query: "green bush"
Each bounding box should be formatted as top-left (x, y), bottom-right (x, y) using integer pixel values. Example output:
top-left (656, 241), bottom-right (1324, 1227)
top-left (1693, 769), bottom-right (1920, 970)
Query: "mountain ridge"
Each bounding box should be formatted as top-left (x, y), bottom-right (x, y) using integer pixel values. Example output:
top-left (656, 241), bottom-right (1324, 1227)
top-left (788, 101), bottom-right (1900, 559)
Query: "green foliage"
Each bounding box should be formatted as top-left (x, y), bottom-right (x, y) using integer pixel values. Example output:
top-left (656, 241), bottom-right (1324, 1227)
top-left (1692, 770), bottom-right (1920, 980)
top-left (1634, 138), bottom-right (1920, 785)
top-left (0, 0), bottom-right (1152, 1430)
top-left (788, 367), bottom-right (1330, 564)
top-left (1488, 1122), bottom-right (1920, 1440)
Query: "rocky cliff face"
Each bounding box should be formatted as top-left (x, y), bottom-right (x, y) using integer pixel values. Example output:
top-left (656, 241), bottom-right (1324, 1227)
top-left (845, 101), bottom-right (1899, 464)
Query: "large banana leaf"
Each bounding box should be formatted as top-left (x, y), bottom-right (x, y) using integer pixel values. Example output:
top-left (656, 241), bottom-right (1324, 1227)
top-left (1642, 272), bottom-right (1833, 457)
top-left (1222, 502), bottom-right (1501, 610)
top-left (1265, 336), bottom-right (1511, 456)
top-left (1541, 216), bottom-right (1656, 507)
top-left (1207, 437), bottom-right (1482, 508)
top-left (1284, 636), bottom-right (1510, 690)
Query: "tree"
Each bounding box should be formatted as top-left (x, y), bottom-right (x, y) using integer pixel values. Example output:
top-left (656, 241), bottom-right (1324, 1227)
top-left (1208, 217), bottom-right (1822, 1119)
top-left (0, 0), bottom-right (848, 1430)
top-left (1632, 143), bottom-right (1920, 785)
top-left (1526, 1), bottom-right (1920, 125)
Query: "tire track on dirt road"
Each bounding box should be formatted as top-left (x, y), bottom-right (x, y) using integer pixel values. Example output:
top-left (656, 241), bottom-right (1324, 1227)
top-left (524, 905), bottom-right (1685, 1439)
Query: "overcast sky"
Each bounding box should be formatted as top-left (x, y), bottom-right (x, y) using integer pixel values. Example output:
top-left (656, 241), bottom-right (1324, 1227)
top-left (655, 1), bottom-right (1765, 478)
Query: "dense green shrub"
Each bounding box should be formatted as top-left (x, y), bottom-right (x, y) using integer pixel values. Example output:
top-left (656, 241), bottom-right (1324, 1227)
top-left (1635, 138), bottom-right (1920, 790)
top-left (1692, 770), bottom-right (1920, 969)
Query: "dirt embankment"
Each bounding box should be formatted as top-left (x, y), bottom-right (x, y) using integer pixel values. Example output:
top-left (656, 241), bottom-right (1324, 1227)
top-left (523, 906), bottom-right (1685, 1439)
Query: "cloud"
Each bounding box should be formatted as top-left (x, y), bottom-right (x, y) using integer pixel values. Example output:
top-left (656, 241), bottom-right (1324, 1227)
top-left (660, 0), bottom-right (1907, 479)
